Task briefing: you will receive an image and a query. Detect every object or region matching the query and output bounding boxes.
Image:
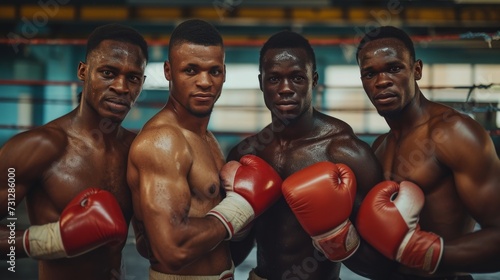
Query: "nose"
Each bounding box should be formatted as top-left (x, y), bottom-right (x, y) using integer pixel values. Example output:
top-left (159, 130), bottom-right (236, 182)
top-left (278, 79), bottom-right (294, 96)
top-left (110, 75), bottom-right (130, 94)
top-left (375, 72), bottom-right (393, 88)
top-left (197, 71), bottom-right (212, 89)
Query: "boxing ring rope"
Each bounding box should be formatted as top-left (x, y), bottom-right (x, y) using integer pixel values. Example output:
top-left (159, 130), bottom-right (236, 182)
top-left (0, 31), bottom-right (499, 47)
top-left (0, 31), bottom-right (499, 142)
top-left (1, 80), bottom-right (500, 135)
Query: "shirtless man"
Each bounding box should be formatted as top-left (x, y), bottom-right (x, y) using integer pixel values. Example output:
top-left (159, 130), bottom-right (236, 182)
top-left (0, 23), bottom-right (148, 280)
top-left (355, 26), bottom-right (500, 279)
top-left (127, 19), bottom-right (282, 280)
top-left (227, 30), bottom-right (396, 280)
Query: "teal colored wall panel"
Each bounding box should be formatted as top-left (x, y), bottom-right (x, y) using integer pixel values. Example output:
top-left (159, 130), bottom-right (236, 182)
top-left (1, 43), bottom-right (499, 146)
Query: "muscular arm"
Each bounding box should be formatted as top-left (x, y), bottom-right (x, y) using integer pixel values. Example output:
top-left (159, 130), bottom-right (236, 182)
top-left (329, 133), bottom-right (397, 278)
top-left (130, 216), bottom-right (149, 259)
top-left (328, 133), bottom-right (383, 211)
top-left (0, 128), bottom-right (64, 259)
top-left (127, 127), bottom-right (227, 271)
top-left (435, 116), bottom-right (500, 272)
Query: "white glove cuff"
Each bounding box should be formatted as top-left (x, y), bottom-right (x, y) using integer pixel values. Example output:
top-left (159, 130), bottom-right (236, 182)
top-left (207, 192), bottom-right (255, 240)
top-left (311, 220), bottom-right (360, 262)
top-left (27, 222), bottom-right (67, 260)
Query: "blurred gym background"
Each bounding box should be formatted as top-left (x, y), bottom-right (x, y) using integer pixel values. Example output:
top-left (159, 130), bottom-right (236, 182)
top-left (1, 0), bottom-right (500, 279)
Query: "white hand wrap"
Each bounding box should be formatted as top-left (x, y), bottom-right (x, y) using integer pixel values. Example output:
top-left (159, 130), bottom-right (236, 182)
top-left (24, 222), bottom-right (66, 260)
top-left (207, 192), bottom-right (255, 240)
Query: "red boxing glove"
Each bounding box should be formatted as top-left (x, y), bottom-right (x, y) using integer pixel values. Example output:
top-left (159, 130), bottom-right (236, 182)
top-left (356, 181), bottom-right (443, 273)
top-left (282, 162), bottom-right (360, 261)
top-left (208, 155), bottom-right (282, 240)
top-left (24, 188), bottom-right (128, 259)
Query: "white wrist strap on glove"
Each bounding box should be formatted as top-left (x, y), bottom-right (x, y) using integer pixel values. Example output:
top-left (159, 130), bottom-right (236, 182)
top-left (24, 222), bottom-right (66, 260)
top-left (311, 220), bottom-right (360, 261)
top-left (207, 192), bottom-right (254, 240)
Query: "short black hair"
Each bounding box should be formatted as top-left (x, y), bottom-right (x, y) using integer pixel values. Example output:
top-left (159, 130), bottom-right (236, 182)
top-left (356, 26), bottom-right (415, 64)
top-left (85, 23), bottom-right (149, 62)
top-left (259, 30), bottom-right (316, 73)
top-left (168, 19), bottom-right (223, 60)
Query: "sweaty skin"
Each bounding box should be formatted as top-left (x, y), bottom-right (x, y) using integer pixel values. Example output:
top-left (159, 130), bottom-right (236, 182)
top-left (228, 48), bottom-right (391, 279)
top-left (358, 37), bottom-right (500, 277)
top-left (127, 43), bottom-right (232, 275)
top-left (0, 40), bottom-right (146, 280)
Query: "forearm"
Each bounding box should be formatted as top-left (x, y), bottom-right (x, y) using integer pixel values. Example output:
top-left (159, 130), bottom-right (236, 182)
top-left (440, 228), bottom-right (500, 273)
top-left (149, 215), bottom-right (227, 271)
top-left (342, 239), bottom-right (397, 279)
top-left (0, 225), bottom-right (28, 259)
top-left (230, 229), bottom-right (255, 266)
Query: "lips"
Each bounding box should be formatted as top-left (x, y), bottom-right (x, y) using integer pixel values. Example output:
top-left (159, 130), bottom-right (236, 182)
top-left (105, 98), bottom-right (130, 112)
top-left (275, 100), bottom-right (298, 111)
top-left (374, 92), bottom-right (397, 105)
top-left (192, 93), bottom-right (214, 102)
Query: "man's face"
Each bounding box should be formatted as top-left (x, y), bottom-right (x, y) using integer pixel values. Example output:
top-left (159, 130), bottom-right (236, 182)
top-left (78, 40), bottom-right (147, 122)
top-left (259, 48), bottom-right (318, 122)
top-left (164, 42), bottom-right (225, 118)
top-left (357, 38), bottom-right (422, 118)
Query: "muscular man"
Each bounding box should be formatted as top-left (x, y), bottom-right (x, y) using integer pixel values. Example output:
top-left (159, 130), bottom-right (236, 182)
top-left (355, 26), bottom-right (500, 279)
top-left (127, 19), bottom-right (282, 280)
top-left (227, 31), bottom-right (396, 280)
top-left (0, 23), bottom-right (148, 280)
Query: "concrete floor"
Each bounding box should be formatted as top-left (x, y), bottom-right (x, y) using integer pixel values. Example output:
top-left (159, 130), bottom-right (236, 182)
top-left (2, 203), bottom-right (500, 279)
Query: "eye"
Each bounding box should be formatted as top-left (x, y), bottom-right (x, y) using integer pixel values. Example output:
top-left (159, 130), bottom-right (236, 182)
top-left (292, 76), bottom-right (305, 83)
top-left (389, 66), bottom-right (401, 73)
top-left (210, 69), bottom-right (222, 76)
top-left (102, 70), bottom-right (114, 77)
top-left (128, 75), bottom-right (142, 84)
top-left (185, 68), bottom-right (196, 75)
top-left (268, 77), bottom-right (279, 84)
top-left (362, 72), bottom-right (374, 79)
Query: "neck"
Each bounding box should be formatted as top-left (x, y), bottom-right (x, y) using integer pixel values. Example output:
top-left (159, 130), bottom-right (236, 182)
top-left (165, 96), bottom-right (210, 135)
top-left (272, 107), bottom-right (315, 140)
top-left (386, 91), bottom-right (429, 137)
top-left (74, 103), bottom-right (122, 141)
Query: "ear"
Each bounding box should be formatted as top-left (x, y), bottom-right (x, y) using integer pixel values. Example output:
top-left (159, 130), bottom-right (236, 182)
top-left (258, 73), bottom-right (263, 92)
top-left (77, 61), bottom-right (86, 81)
top-left (414, 59), bottom-right (423, 81)
top-left (312, 71), bottom-right (319, 88)
top-left (164, 60), bottom-right (171, 81)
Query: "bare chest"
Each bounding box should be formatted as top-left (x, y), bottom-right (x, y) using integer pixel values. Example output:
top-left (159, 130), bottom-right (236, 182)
top-left (258, 139), bottom-right (333, 179)
top-left (375, 135), bottom-right (447, 191)
top-left (186, 136), bottom-right (224, 216)
top-left (42, 145), bottom-right (132, 216)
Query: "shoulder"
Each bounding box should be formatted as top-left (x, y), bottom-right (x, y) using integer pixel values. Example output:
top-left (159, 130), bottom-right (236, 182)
top-left (3, 123), bottom-right (67, 155)
top-left (0, 123), bottom-right (68, 175)
top-left (328, 133), bottom-right (376, 164)
top-left (129, 122), bottom-right (190, 166)
top-left (316, 111), bottom-right (360, 142)
top-left (318, 114), bottom-right (367, 152)
top-left (317, 115), bottom-right (377, 162)
top-left (429, 105), bottom-right (488, 145)
top-left (428, 104), bottom-right (492, 163)
top-left (226, 126), bottom-right (271, 161)
top-left (318, 116), bottom-right (383, 189)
